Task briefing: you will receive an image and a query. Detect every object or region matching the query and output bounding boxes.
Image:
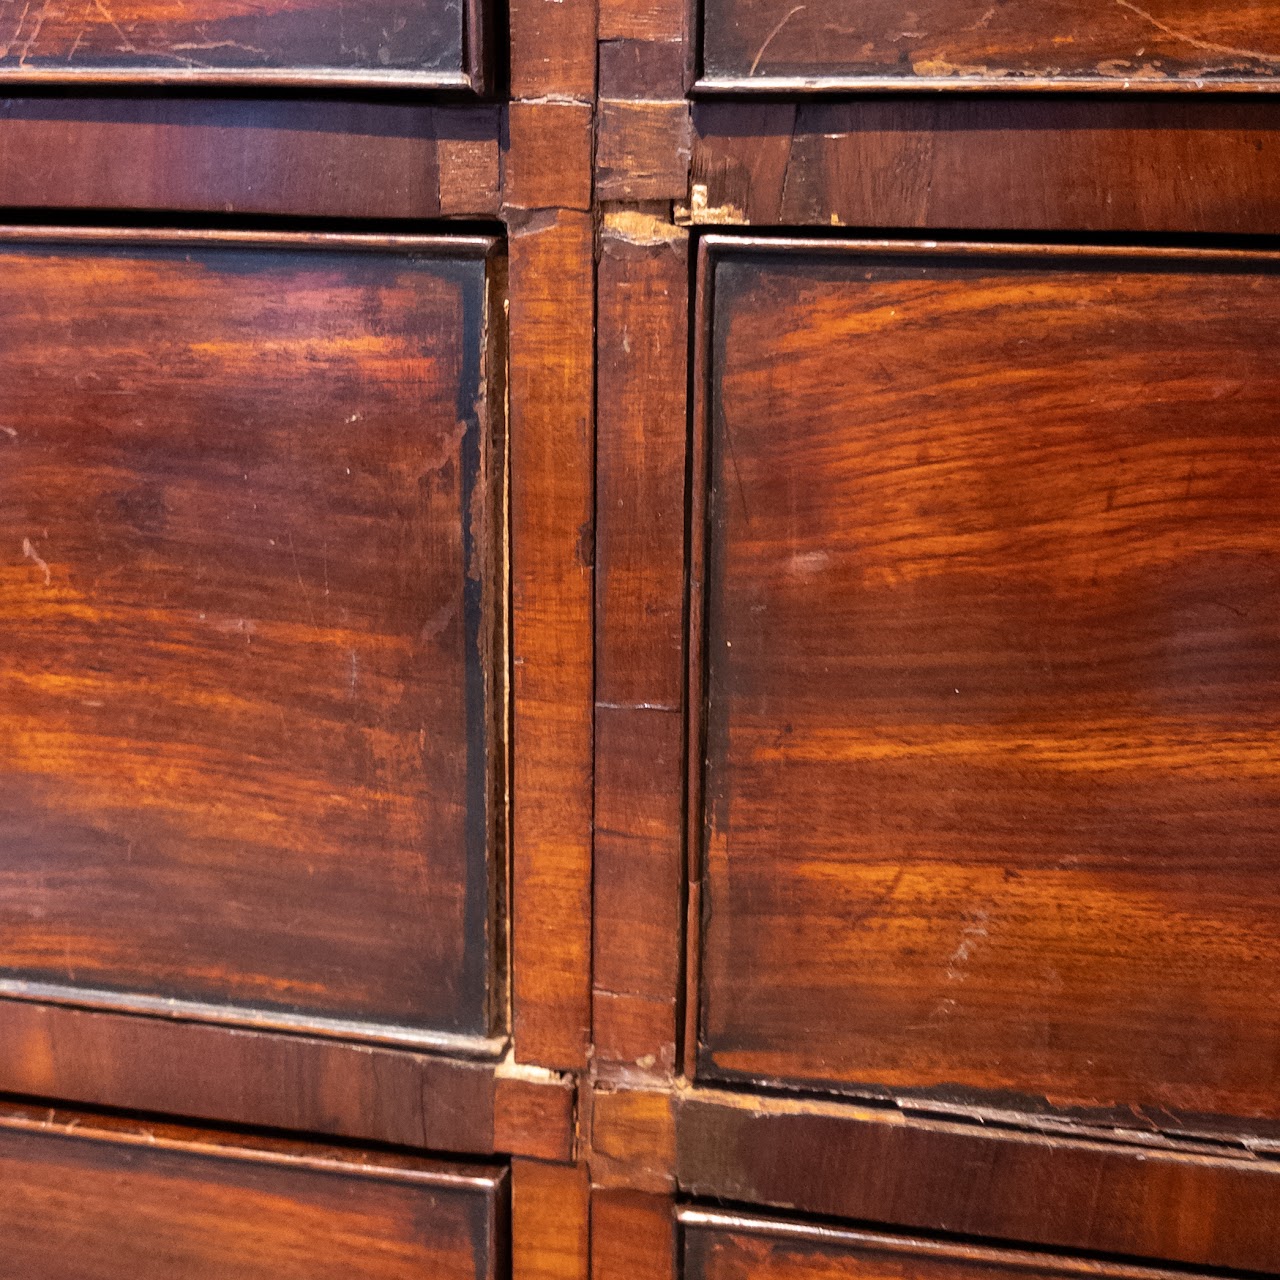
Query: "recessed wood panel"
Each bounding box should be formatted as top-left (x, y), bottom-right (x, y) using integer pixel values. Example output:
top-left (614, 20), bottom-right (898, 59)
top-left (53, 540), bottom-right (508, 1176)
top-left (0, 1101), bottom-right (506, 1280)
top-left (0, 229), bottom-right (504, 1049)
top-left (697, 0), bottom-right (1280, 91)
top-left (0, 0), bottom-right (489, 90)
top-left (694, 237), bottom-right (1280, 1128)
top-left (682, 1211), bottom-right (1201, 1280)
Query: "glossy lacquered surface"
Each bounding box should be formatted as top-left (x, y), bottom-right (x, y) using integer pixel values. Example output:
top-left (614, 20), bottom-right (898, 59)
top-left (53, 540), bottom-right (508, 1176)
top-left (697, 0), bottom-right (1280, 89)
top-left (0, 1101), bottom-right (506, 1280)
top-left (694, 239), bottom-right (1280, 1126)
top-left (0, 230), bottom-right (505, 1046)
top-left (0, 0), bottom-right (488, 88)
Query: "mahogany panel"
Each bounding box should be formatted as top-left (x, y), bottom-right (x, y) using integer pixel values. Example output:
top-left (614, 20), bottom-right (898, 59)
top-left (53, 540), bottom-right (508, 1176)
top-left (677, 1091), bottom-right (1280, 1273)
top-left (0, 1100), bottom-right (506, 1280)
top-left (696, 0), bottom-right (1280, 90)
top-left (0, 99), bottom-right (501, 220)
top-left (694, 237), bottom-right (1280, 1129)
top-left (682, 1210), bottom-right (1209, 1280)
top-left (685, 100), bottom-right (1280, 235)
top-left (0, 0), bottom-right (489, 90)
top-left (0, 229), bottom-right (505, 1049)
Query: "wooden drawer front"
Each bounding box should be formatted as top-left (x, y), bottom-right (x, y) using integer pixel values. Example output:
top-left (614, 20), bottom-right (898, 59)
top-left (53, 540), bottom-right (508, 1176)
top-left (694, 237), bottom-right (1280, 1127)
top-left (697, 0), bottom-right (1280, 90)
top-left (0, 230), bottom-right (504, 1049)
top-left (0, 0), bottom-right (488, 90)
top-left (683, 1212), bottom-right (1193, 1280)
top-left (0, 1102), bottom-right (505, 1280)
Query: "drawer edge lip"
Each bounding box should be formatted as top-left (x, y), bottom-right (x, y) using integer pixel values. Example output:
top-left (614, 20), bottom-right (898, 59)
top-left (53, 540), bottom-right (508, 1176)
top-left (677, 1208), bottom-right (1202, 1280)
top-left (692, 72), bottom-right (1280, 94)
top-left (0, 67), bottom-right (483, 93)
top-left (0, 984), bottom-right (510, 1059)
top-left (0, 1097), bottom-right (509, 1191)
top-left (695, 232), bottom-right (1280, 267)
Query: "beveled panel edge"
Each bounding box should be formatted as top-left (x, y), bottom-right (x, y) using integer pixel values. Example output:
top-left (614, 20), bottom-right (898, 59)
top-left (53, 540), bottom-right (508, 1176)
top-left (693, 233), bottom-right (1280, 266)
top-left (693, 73), bottom-right (1280, 94)
top-left (0, 226), bottom-right (502, 256)
top-left (0, 67), bottom-right (479, 89)
top-left (0, 223), bottom-right (511, 1054)
top-left (683, 0), bottom-right (1280, 98)
top-left (685, 232), bottom-right (1280, 1140)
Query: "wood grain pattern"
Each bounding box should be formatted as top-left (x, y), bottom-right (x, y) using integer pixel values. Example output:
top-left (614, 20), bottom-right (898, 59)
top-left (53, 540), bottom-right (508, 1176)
top-left (596, 100), bottom-right (692, 201)
top-left (510, 0), bottom-right (595, 95)
top-left (508, 210), bottom-right (595, 1070)
top-left (0, 99), bottom-right (501, 220)
top-left (505, 102), bottom-right (595, 212)
top-left (591, 1085), bottom-right (676, 1191)
top-left (694, 237), bottom-right (1280, 1129)
top-left (678, 1090), bottom-right (1280, 1273)
top-left (0, 229), bottom-right (505, 1048)
top-left (495, 1064), bottom-right (579, 1162)
top-left (681, 1209), bottom-right (1211, 1280)
top-left (512, 1159), bottom-right (591, 1280)
top-left (696, 0), bottom-right (1280, 90)
top-left (593, 1189), bottom-right (677, 1280)
top-left (594, 225), bottom-right (689, 1074)
top-left (0, 0), bottom-right (488, 89)
top-left (685, 100), bottom-right (1280, 234)
top-left (0, 1099), bottom-right (506, 1280)
top-left (0, 998), bottom-right (578, 1159)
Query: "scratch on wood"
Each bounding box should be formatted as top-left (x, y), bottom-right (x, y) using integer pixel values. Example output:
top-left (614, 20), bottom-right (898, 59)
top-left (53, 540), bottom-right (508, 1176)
top-left (749, 3), bottom-right (806, 75)
top-left (21, 537), bottom-right (51, 586)
top-left (1115, 0), bottom-right (1280, 65)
